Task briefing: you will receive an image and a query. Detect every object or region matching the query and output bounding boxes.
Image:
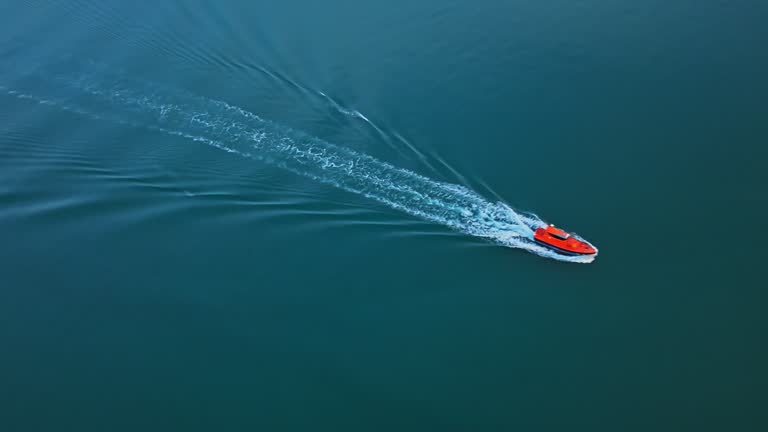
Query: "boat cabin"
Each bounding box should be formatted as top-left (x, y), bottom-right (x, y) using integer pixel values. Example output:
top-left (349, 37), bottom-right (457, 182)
top-left (545, 225), bottom-right (570, 240)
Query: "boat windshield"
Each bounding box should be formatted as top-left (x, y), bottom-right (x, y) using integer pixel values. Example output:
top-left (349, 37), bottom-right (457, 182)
top-left (550, 232), bottom-right (570, 240)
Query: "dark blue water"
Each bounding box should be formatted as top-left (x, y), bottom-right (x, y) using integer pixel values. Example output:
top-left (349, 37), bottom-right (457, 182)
top-left (1, 1), bottom-right (766, 430)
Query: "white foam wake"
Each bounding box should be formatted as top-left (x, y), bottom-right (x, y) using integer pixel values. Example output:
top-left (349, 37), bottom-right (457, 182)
top-left (1, 75), bottom-right (597, 263)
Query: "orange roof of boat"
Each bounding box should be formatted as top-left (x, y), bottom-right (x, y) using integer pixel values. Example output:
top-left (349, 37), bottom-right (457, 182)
top-left (544, 225), bottom-right (568, 237)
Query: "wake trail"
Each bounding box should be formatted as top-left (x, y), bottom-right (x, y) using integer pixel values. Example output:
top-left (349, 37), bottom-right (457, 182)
top-left (0, 72), bottom-right (596, 263)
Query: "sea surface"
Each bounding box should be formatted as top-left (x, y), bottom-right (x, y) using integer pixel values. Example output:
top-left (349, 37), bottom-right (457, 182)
top-left (1, 1), bottom-right (766, 430)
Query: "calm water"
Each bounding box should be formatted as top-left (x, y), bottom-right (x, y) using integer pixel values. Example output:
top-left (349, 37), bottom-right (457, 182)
top-left (1, 1), bottom-right (766, 430)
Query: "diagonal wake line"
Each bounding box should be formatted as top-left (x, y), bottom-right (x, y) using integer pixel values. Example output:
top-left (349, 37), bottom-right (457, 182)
top-left (0, 73), bottom-right (597, 263)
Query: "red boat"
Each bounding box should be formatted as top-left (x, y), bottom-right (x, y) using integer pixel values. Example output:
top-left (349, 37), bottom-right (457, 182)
top-left (533, 225), bottom-right (596, 256)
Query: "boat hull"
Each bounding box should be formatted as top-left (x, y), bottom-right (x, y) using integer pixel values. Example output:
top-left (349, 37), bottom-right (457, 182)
top-left (534, 238), bottom-right (596, 256)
